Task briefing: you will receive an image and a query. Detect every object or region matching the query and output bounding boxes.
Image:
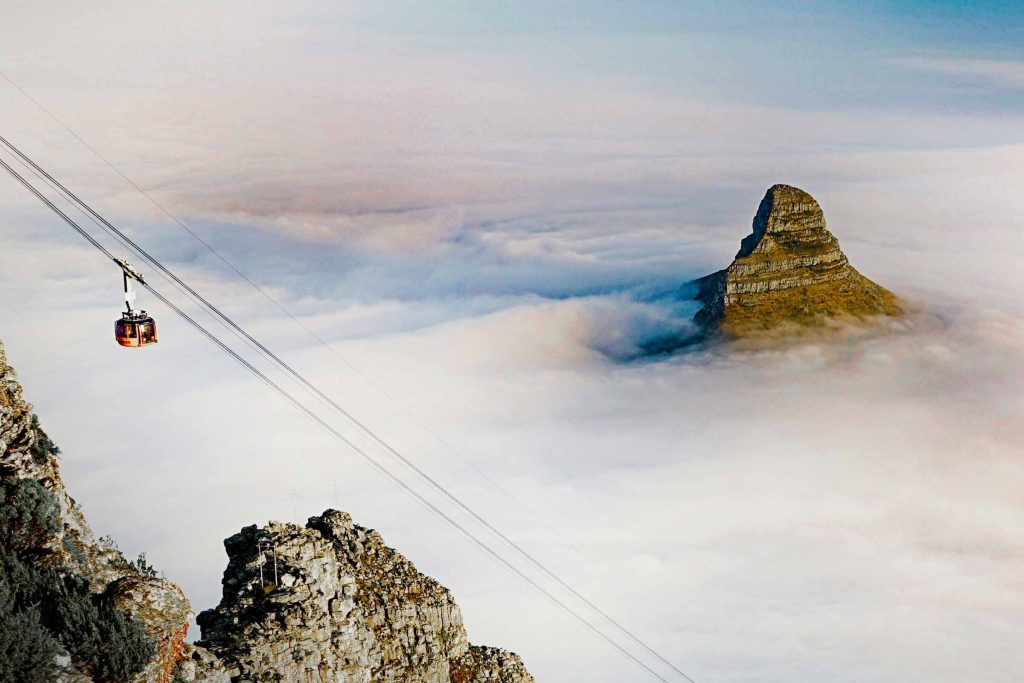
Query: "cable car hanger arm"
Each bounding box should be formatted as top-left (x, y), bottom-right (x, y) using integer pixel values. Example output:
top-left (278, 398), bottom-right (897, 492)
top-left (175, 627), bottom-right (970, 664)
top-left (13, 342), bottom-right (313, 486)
top-left (114, 257), bottom-right (146, 284)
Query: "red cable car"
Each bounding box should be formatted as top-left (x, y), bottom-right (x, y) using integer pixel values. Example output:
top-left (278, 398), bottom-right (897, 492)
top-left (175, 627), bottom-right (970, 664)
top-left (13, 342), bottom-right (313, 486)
top-left (114, 258), bottom-right (157, 348)
top-left (115, 311), bottom-right (157, 347)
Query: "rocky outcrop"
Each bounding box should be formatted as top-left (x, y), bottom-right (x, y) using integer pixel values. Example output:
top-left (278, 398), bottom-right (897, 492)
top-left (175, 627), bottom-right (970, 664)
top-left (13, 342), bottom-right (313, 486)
top-left (695, 184), bottom-right (901, 336)
top-left (0, 342), bottom-right (33, 460)
top-left (197, 511), bottom-right (533, 683)
top-left (1, 339), bottom-right (532, 683)
top-left (109, 576), bottom-right (194, 683)
top-left (0, 340), bottom-right (202, 683)
top-left (451, 646), bottom-right (536, 683)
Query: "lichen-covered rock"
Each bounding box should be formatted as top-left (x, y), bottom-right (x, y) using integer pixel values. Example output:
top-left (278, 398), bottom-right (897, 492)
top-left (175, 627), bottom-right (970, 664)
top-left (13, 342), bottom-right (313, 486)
top-left (110, 576), bottom-right (194, 683)
top-left (452, 646), bottom-right (536, 683)
top-left (173, 644), bottom-right (232, 683)
top-left (0, 342), bottom-right (34, 460)
top-left (695, 184), bottom-right (902, 336)
top-left (197, 510), bottom-right (533, 683)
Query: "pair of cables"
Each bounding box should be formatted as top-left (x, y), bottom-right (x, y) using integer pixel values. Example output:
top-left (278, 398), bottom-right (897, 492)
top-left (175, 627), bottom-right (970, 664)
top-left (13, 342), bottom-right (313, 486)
top-left (0, 77), bottom-right (698, 683)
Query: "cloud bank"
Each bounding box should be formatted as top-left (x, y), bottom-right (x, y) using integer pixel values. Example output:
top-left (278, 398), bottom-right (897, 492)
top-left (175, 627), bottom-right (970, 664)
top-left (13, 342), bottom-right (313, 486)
top-left (0, 3), bottom-right (1023, 682)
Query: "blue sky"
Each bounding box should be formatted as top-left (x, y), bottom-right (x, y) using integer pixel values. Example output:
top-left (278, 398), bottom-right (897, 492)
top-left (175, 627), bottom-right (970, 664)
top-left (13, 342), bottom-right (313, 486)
top-left (0, 2), bottom-right (1023, 682)
top-left (323, 0), bottom-right (1024, 115)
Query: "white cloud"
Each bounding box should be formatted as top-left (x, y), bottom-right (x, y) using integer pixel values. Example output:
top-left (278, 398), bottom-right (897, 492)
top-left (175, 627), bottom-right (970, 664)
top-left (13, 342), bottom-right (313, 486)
top-left (1, 4), bottom-right (1023, 682)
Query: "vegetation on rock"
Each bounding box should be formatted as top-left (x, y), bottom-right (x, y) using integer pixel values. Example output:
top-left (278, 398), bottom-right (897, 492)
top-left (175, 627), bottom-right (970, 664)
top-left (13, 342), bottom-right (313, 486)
top-left (0, 599), bottom-right (62, 683)
top-left (0, 478), bottom-right (155, 683)
top-left (0, 477), bottom-right (60, 559)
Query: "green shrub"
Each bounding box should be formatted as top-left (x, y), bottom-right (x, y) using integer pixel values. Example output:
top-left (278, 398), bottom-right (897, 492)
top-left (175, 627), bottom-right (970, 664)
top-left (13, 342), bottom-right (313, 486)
top-left (28, 415), bottom-right (60, 465)
top-left (0, 478), bottom-right (155, 681)
top-left (54, 578), bottom-right (155, 683)
top-left (129, 552), bottom-right (159, 578)
top-left (0, 478), bottom-right (60, 558)
top-left (0, 553), bottom-right (61, 683)
top-left (0, 604), bottom-right (62, 683)
top-left (0, 548), bottom-right (155, 682)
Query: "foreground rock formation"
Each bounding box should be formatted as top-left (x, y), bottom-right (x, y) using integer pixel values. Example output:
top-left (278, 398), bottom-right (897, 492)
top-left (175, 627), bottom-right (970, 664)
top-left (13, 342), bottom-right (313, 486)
top-left (197, 512), bottom-right (533, 683)
top-left (0, 339), bottom-right (532, 683)
top-left (1, 340), bottom-right (198, 683)
top-left (695, 184), bottom-right (902, 337)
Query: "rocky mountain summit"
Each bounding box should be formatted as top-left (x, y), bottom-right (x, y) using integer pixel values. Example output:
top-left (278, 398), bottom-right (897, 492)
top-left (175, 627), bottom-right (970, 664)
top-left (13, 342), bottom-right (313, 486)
top-left (197, 512), bottom-right (533, 683)
top-left (695, 184), bottom-right (902, 337)
top-left (0, 339), bottom-right (532, 683)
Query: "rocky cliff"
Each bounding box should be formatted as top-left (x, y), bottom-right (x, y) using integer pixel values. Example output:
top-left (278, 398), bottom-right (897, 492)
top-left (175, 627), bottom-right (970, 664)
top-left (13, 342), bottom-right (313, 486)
top-left (695, 184), bottom-right (902, 336)
top-left (196, 512), bottom-right (534, 683)
top-left (0, 339), bottom-right (533, 683)
top-left (0, 340), bottom-right (197, 683)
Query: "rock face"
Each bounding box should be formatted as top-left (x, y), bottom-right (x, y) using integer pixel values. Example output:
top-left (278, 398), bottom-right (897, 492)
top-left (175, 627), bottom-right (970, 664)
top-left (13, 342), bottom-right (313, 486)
top-left (695, 184), bottom-right (901, 336)
top-left (197, 511), bottom-right (534, 683)
top-left (0, 340), bottom-right (200, 683)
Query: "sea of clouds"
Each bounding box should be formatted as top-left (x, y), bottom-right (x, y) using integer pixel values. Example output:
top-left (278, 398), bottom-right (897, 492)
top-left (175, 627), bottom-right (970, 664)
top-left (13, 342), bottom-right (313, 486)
top-left (1, 3), bottom-right (1023, 682)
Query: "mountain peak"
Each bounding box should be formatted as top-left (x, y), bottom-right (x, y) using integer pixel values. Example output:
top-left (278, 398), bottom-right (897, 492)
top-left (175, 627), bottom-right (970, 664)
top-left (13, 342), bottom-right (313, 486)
top-left (738, 184), bottom-right (828, 257)
top-left (696, 184), bottom-right (902, 336)
top-left (197, 510), bottom-right (534, 683)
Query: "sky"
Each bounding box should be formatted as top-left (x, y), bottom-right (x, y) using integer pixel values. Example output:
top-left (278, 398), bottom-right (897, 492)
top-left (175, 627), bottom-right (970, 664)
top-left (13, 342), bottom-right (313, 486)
top-left (0, 2), bottom-right (1023, 682)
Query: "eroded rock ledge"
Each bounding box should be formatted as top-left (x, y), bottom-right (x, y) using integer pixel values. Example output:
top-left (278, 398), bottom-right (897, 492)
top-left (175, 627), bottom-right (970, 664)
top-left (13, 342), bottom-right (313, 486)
top-left (197, 511), bottom-right (534, 683)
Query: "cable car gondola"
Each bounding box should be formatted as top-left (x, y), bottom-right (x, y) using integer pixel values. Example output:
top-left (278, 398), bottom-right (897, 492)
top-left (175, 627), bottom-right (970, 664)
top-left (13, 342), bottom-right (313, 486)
top-left (114, 258), bottom-right (157, 347)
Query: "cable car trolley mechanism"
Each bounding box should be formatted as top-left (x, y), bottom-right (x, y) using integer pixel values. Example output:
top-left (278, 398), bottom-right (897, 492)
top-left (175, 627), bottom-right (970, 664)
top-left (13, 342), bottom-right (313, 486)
top-left (113, 258), bottom-right (157, 347)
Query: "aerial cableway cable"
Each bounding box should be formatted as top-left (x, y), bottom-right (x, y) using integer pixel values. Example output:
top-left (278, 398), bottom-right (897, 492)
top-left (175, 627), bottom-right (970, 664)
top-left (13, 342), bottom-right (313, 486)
top-left (0, 150), bottom-right (684, 683)
top-left (0, 132), bottom-right (698, 683)
top-left (0, 152), bottom-right (679, 683)
top-left (0, 67), bottom-right (590, 575)
top-left (1, 138), bottom-right (698, 683)
top-left (0, 71), bottom-right (692, 680)
top-left (0, 68), bottom-right (539, 531)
